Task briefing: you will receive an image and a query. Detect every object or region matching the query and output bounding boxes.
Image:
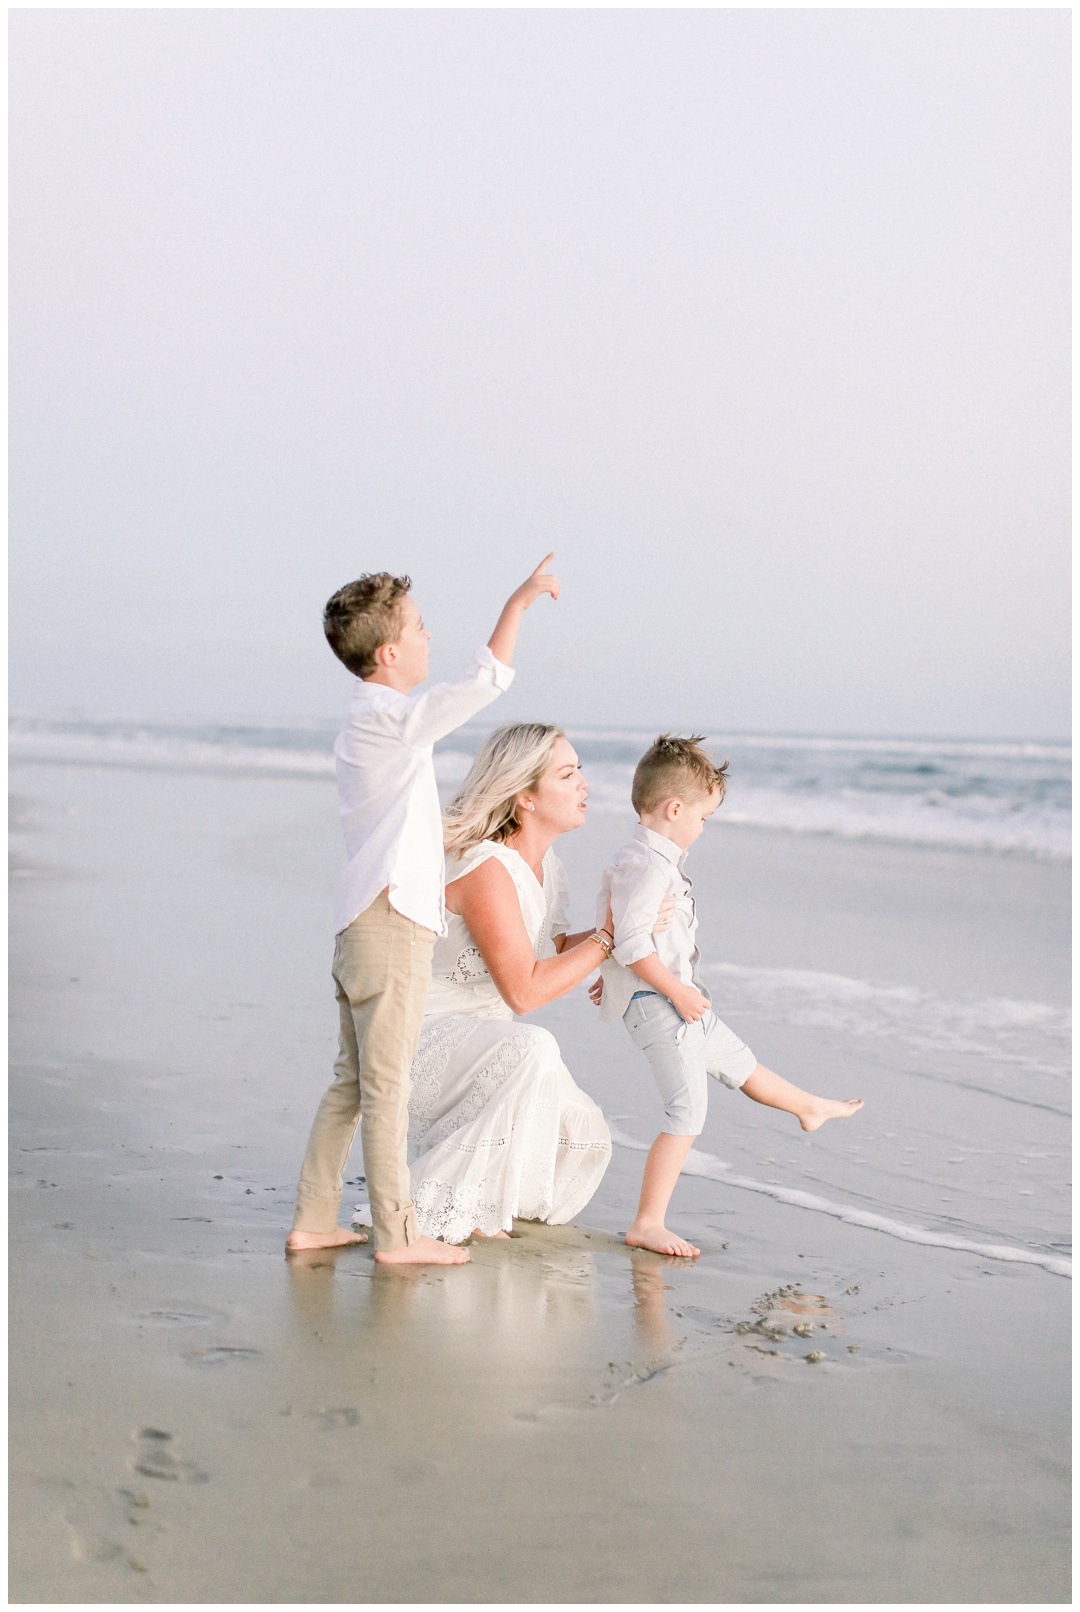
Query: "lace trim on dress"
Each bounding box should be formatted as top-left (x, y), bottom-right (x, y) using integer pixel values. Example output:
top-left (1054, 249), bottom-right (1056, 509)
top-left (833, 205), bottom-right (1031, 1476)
top-left (409, 1016), bottom-right (479, 1133)
top-left (425, 1023), bottom-right (535, 1146)
top-left (412, 1180), bottom-right (508, 1242)
top-left (446, 944), bottom-right (488, 984)
top-left (412, 1126), bottom-right (612, 1244)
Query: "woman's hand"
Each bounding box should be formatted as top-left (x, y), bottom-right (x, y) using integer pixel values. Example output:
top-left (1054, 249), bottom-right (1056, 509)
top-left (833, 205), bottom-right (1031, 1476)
top-left (652, 896), bottom-right (676, 934)
top-left (601, 895), bottom-right (614, 940)
top-left (588, 976), bottom-right (604, 1007)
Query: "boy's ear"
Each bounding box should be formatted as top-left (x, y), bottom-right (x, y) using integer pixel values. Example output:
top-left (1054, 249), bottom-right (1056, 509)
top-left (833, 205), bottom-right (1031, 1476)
top-left (664, 798), bottom-right (682, 821)
top-left (375, 639), bottom-right (398, 668)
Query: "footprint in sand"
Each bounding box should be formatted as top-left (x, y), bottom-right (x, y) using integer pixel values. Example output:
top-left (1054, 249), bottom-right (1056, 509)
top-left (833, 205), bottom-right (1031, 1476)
top-left (132, 1428), bottom-right (208, 1484)
top-left (137, 1307), bottom-right (217, 1328)
top-left (67, 1527), bottom-right (125, 1564)
top-left (185, 1346), bottom-right (261, 1368)
top-left (311, 1407), bottom-right (361, 1430)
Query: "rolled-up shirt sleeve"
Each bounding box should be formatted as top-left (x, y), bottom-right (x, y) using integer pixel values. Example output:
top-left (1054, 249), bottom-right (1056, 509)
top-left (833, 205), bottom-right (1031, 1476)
top-left (608, 859), bottom-right (670, 967)
top-left (396, 646), bottom-right (515, 749)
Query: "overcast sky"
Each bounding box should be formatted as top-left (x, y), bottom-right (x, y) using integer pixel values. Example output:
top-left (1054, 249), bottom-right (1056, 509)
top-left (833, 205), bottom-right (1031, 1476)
top-left (10, 8), bottom-right (1070, 738)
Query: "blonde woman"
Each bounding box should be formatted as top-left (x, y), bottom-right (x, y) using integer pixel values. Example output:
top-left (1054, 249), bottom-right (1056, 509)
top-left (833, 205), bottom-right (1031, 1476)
top-left (401, 723), bottom-right (616, 1244)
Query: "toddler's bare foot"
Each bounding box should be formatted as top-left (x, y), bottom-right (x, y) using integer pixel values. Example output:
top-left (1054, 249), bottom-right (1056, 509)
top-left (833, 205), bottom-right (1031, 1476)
top-left (625, 1221), bottom-right (700, 1258)
top-left (470, 1228), bottom-right (511, 1239)
top-left (375, 1235), bottom-right (471, 1266)
top-left (285, 1227), bottom-right (367, 1253)
top-left (799, 1097), bottom-right (863, 1133)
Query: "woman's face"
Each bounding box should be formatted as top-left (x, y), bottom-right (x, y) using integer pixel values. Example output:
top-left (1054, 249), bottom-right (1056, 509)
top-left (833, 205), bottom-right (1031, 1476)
top-left (523, 737), bottom-right (588, 835)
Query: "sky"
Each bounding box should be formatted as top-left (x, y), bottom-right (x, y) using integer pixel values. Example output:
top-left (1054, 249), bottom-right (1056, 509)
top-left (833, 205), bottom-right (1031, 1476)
top-left (9, 8), bottom-right (1070, 739)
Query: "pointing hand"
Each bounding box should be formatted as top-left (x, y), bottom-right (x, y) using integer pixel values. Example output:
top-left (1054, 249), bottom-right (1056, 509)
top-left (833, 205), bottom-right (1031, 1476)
top-left (511, 553), bottom-right (560, 608)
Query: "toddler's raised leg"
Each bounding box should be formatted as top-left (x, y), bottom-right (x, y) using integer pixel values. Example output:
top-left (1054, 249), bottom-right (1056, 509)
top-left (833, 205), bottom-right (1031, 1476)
top-left (739, 1063), bottom-right (862, 1131)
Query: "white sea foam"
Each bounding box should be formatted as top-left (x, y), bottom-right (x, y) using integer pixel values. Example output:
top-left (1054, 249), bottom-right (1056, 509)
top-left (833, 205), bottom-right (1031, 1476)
top-left (703, 962), bottom-right (1071, 1084)
top-left (8, 724), bottom-right (337, 779)
top-left (720, 785), bottom-right (1069, 858)
top-left (609, 1128), bottom-right (1071, 1278)
top-left (577, 764), bottom-right (1070, 859)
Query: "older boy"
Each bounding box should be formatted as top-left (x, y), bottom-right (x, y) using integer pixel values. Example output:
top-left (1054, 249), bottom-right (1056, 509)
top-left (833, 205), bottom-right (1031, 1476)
top-left (287, 555), bottom-right (559, 1266)
top-left (597, 734), bottom-right (862, 1258)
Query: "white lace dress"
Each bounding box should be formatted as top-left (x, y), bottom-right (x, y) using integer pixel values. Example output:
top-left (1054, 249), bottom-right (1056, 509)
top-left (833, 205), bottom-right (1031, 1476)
top-left (406, 840), bottom-right (612, 1244)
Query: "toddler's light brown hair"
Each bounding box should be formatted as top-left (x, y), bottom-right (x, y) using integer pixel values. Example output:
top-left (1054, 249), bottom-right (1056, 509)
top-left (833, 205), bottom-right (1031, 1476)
top-left (631, 733), bottom-right (729, 816)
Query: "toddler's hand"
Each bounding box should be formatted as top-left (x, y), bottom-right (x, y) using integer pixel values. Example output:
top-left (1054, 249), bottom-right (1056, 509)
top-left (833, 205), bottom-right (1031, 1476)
top-left (670, 984), bottom-right (708, 1024)
top-left (509, 553), bottom-right (560, 609)
top-left (652, 896), bottom-right (676, 934)
top-left (588, 976), bottom-right (604, 1007)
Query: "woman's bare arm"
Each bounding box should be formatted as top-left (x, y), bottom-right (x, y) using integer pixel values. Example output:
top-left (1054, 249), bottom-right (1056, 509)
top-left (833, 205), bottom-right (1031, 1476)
top-left (555, 894), bottom-right (675, 954)
top-left (447, 859), bottom-right (607, 1016)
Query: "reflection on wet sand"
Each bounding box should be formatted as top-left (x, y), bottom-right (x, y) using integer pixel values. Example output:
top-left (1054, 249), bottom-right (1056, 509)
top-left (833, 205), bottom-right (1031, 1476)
top-left (629, 1255), bottom-right (677, 1360)
top-left (284, 1225), bottom-right (603, 1410)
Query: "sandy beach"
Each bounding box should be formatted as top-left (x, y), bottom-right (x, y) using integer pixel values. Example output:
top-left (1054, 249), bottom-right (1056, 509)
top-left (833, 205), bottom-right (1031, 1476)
top-left (10, 757), bottom-right (1070, 1603)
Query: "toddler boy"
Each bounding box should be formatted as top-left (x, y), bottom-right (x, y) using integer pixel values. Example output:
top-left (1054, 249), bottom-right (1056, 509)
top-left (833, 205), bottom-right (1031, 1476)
top-left (287, 555), bottom-right (559, 1266)
top-left (597, 734), bottom-right (862, 1258)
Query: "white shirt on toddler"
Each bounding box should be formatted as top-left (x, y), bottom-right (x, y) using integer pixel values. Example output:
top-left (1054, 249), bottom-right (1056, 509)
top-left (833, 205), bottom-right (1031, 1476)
top-left (594, 823), bottom-right (710, 1025)
top-left (333, 645), bottom-right (514, 937)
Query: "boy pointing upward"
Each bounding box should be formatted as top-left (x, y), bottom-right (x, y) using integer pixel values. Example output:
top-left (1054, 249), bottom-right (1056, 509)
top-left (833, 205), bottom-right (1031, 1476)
top-left (287, 556), bottom-right (559, 1266)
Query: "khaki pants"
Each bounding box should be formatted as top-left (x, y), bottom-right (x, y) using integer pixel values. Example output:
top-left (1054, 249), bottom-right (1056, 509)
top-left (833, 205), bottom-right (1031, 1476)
top-left (291, 891), bottom-right (436, 1251)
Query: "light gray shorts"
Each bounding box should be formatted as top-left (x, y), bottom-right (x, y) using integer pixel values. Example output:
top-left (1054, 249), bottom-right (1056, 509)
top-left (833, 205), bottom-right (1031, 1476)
top-left (622, 991), bottom-right (758, 1137)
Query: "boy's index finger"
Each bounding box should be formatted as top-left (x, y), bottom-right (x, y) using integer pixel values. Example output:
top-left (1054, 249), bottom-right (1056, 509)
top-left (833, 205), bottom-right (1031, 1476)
top-left (534, 552), bottom-right (555, 575)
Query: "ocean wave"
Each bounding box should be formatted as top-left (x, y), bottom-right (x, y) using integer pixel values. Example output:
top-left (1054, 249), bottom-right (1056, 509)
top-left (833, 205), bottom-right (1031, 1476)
top-left (560, 727), bottom-right (1071, 764)
top-left (575, 763), bottom-right (1070, 859)
top-left (10, 715), bottom-right (1070, 859)
top-left (702, 962), bottom-right (1071, 1084)
top-left (718, 787), bottom-right (1070, 859)
top-left (609, 1128), bottom-right (1070, 1278)
top-left (8, 725), bottom-right (336, 779)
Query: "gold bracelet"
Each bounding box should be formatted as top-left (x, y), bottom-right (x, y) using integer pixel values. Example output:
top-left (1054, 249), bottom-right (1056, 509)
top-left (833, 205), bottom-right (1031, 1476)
top-left (589, 932), bottom-right (613, 957)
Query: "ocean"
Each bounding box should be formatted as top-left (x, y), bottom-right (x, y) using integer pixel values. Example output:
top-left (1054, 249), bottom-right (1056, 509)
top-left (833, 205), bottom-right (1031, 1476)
top-left (9, 713), bottom-right (1071, 860)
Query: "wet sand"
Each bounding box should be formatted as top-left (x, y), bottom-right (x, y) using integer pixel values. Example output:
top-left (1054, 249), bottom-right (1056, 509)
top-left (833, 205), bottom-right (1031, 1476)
top-left (9, 761), bottom-right (1070, 1602)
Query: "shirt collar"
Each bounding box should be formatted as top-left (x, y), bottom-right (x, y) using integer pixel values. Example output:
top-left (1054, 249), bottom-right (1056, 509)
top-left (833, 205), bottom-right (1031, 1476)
top-left (350, 676), bottom-right (404, 705)
top-left (633, 822), bottom-right (685, 868)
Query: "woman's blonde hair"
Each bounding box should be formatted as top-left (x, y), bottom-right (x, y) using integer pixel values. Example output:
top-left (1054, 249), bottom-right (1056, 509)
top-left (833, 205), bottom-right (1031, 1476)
top-left (443, 722), bottom-right (565, 858)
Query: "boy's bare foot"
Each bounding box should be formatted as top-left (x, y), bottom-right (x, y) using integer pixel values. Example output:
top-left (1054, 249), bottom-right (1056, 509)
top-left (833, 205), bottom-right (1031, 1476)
top-left (374, 1235), bottom-right (471, 1266)
top-left (470, 1228), bottom-right (511, 1239)
top-left (625, 1222), bottom-right (700, 1258)
top-left (799, 1097), bottom-right (864, 1132)
top-left (285, 1227), bottom-right (367, 1253)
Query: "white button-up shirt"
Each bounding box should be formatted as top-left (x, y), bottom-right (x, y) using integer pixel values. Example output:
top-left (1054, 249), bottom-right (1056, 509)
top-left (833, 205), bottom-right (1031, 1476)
top-left (333, 646), bottom-right (514, 936)
top-left (595, 823), bottom-right (709, 1024)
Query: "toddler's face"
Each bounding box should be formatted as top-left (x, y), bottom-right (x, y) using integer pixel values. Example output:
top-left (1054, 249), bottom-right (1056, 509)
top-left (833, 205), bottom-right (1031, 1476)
top-left (664, 786), bottom-right (723, 851)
